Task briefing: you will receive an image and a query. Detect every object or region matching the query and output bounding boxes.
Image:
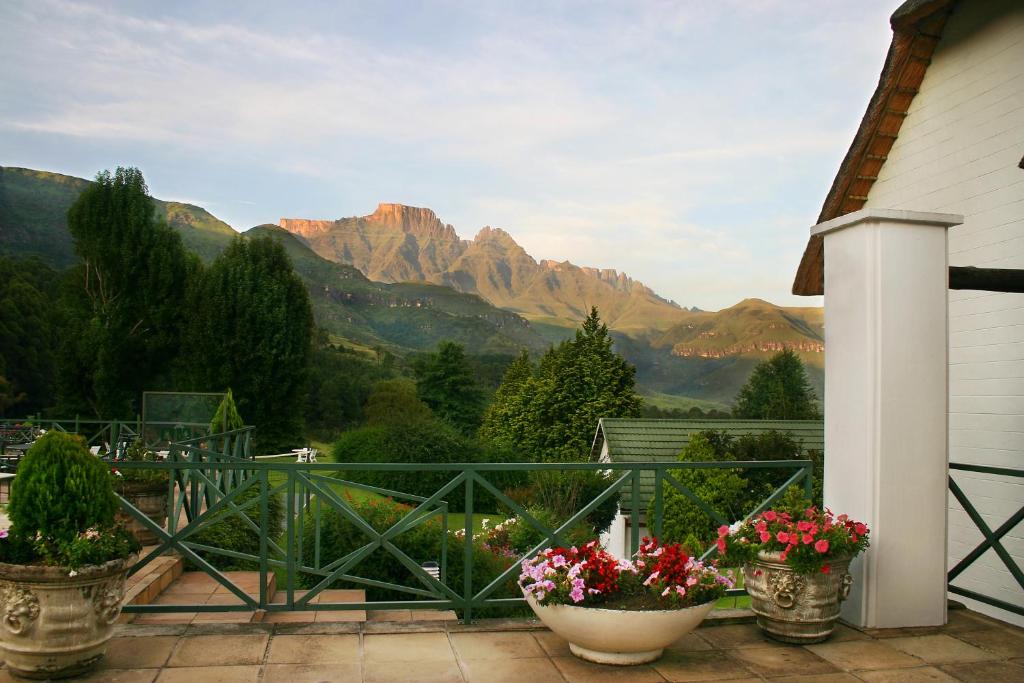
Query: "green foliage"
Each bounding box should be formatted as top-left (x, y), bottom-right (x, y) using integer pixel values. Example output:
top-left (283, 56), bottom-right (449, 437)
top-left (304, 337), bottom-right (397, 440)
top-left (209, 388), bottom-right (244, 434)
top-left (363, 378), bottom-right (434, 427)
top-left (4, 432), bottom-right (137, 567)
top-left (59, 167), bottom-right (196, 418)
top-left (184, 235), bottom-right (313, 453)
top-left (527, 469), bottom-right (619, 535)
top-left (501, 507), bottom-right (596, 554)
top-left (658, 433), bottom-right (749, 551)
top-left (733, 349), bottom-right (821, 420)
top-left (112, 439), bottom-right (169, 493)
top-left (0, 256), bottom-right (59, 416)
top-left (411, 341), bottom-right (486, 434)
top-left (481, 308), bottom-right (642, 461)
top-left (332, 418), bottom-right (525, 513)
top-left (188, 482), bottom-right (284, 571)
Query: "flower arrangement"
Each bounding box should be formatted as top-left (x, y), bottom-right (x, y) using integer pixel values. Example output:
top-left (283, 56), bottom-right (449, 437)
top-left (519, 538), bottom-right (733, 610)
top-left (717, 506), bottom-right (870, 575)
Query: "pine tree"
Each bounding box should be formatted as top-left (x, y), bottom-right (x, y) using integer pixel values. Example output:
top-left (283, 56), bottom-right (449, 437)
top-left (479, 350), bottom-right (534, 448)
top-left (733, 349), bottom-right (821, 420)
top-left (185, 235), bottom-right (313, 453)
top-left (411, 341), bottom-right (485, 434)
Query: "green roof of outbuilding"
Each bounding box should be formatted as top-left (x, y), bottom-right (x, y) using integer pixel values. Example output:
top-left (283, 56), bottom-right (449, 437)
top-left (590, 419), bottom-right (824, 462)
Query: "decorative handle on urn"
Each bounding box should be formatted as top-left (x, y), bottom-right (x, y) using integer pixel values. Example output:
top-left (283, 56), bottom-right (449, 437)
top-left (838, 573), bottom-right (854, 602)
top-left (770, 573), bottom-right (803, 609)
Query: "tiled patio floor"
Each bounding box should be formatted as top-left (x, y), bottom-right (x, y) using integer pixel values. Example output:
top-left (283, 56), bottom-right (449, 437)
top-left (2, 607), bottom-right (1021, 682)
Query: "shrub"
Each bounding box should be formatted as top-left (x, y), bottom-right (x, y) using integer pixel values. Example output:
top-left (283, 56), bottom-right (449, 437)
top-left (111, 439), bottom-right (169, 494)
top-left (332, 419), bottom-right (526, 513)
top-left (209, 388), bottom-right (244, 434)
top-left (4, 432), bottom-right (138, 567)
top-left (188, 480), bottom-right (284, 571)
top-left (527, 469), bottom-right (620, 536)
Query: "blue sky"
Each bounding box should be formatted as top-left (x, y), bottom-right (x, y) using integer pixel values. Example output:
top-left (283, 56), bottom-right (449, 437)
top-left (0, 0), bottom-right (897, 310)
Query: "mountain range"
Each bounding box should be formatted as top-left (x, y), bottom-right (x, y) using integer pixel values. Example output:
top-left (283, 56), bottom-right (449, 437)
top-left (0, 165), bottom-right (824, 408)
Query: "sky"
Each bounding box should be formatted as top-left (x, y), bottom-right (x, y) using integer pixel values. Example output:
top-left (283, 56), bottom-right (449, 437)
top-left (0, 0), bottom-right (899, 310)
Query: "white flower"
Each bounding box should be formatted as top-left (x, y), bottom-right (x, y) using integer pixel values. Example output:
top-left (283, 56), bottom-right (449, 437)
top-left (729, 520), bottom-right (744, 534)
top-left (68, 570), bottom-right (78, 577)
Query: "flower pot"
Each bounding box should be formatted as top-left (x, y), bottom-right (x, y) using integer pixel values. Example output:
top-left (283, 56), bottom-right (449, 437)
top-left (0, 556), bottom-right (134, 679)
top-left (743, 551), bottom-right (853, 644)
top-left (525, 594), bottom-right (715, 665)
top-left (116, 487), bottom-right (168, 545)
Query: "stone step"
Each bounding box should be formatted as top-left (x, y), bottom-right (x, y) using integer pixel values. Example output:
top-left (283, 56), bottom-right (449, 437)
top-left (125, 552), bottom-right (184, 606)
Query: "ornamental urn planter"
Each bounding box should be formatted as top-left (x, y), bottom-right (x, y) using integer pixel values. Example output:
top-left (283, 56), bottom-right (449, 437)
top-left (115, 485), bottom-right (168, 545)
top-left (0, 556), bottom-right (134, 679)
top-left (743, 550), bottom-right (853, 644)
top-left (526, 594), bottom-right (715, 665)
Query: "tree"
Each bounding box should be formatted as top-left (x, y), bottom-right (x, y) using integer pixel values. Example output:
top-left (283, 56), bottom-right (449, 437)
top-left (480, 308), bottom-right (642, 461)
top-left (184, 235), bottom-right (313, 453)
top-left (733, 349), bottom-right (821, 420)
top-left (0, 257), bottom-right (59, 416)
top-left (411, 341), bottom-right (486, 434)
top-left (363, 378), bottom-right (434, 427)
top-left (209, 389), bottom-right (244, 434)
top-left (304, 336), bottom-right (396, 440)
top-left (59, 168), bottom-right (195, 417)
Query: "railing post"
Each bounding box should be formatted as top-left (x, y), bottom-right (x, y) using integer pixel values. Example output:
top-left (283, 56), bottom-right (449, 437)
top-left (286, 469), bottom-right (296, 608)
top-left (259, 469), bottom-right (269, 609)
top-left (630, 470), bottom-right (641, 556)
top-left (654, 468), bottom-right (664, 540)
top-left (804, 463), bottom-right (814, 501)
top-left (462, 472), bottom-right (474, 624)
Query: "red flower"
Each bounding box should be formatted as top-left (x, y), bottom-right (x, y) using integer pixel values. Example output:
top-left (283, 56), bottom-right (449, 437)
top-left (776, 531), bottom-right (790, 544)
top-left (821, 564), bottom-right (831, 574)
top-left (814, 539), bottom-right (830, 554)
top-left (759, 531), bottom-right (771, 543)
top-left (854, 523), bottom-right (868, 536)
top-left (718, 525), bottom-right (730, 538)
top-left (717, 538), bottom-right (727, 554)
top-left (763, 511), bottom-right (777, 522)
top-left (755, 521), bottom-right (768, 533)
top-left (802, 534), bottom-right (814, 545)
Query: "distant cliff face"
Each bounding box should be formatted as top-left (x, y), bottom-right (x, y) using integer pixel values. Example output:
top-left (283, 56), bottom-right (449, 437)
top-left (280, 204), bottom-right (687, 332)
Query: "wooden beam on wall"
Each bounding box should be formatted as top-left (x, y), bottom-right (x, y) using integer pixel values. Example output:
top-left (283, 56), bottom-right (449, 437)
top-left (949, 266), bottom-right (1024, 293)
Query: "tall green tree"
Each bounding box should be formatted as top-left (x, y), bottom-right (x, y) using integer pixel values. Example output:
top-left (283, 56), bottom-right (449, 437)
top-left (0, 257), bottom-right (59, 416)
top-left (481, 308), bottom-right (642, 461)
top-left (59, 168), bottom-right (194, 417)
top-left (732, 349), bottom-right (821, 420)
top-left (185, 235), bottom-right (313, 453)
top-left (411, 341), bottom-right (485, 434)
top-left (363, 378), bottom-right (434, 427)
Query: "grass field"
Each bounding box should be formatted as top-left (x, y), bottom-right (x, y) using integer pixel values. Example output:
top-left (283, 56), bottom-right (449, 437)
top-left (640, 390), bottom-right (731, 413)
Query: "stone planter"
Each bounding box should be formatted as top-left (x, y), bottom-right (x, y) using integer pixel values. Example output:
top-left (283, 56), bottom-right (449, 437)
top-left (743, 551), bottom-right (853, 644)
top-left (115, 485), bottom-right (168, 545)
top-left (0, 556), bottom-right (134, 679)
top-left (526, 594), bottom-right (715, 665)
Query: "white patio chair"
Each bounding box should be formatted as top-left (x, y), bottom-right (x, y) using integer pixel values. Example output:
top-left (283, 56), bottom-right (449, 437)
top-left (295, 448), bottom-right (310, 463)
top-left (308, 448), bottom-right (318, 463)
top-left (89, 446), bottom-right (101, 456)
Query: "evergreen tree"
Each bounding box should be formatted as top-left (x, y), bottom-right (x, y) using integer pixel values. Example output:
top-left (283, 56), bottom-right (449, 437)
top-left (480, 308), bottom-right (642, 461)
top-left (363, 378), bottom-right (434, 427)
top-left (411, 341), bottom-right (485, 434)
top-left (185, 235), bottom-right (313, 453)
top-left (732, 349), bottom-right (821, 420)
top-left (59, 168), bottom-right (194, 417)
top-left (479, 350), bottom-right (534, 448)
top-left (0, 257), bottom-right (59, 416)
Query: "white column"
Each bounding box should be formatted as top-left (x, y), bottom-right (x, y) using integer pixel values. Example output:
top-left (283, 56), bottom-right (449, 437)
top-left (815, 208), bottom-right (962, 629)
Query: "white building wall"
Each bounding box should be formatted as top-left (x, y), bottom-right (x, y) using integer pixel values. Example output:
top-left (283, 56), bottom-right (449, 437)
top-left (862, 0), bottom-right (1024, 625)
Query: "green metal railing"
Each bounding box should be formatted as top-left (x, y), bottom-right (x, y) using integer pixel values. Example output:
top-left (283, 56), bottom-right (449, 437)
top-left (948, 462), bottom-right (1024, 617)
top-left (117, 440), bottom-right (813, 623)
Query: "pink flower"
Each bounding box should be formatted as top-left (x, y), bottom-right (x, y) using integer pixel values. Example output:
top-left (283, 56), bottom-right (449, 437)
top-left (815, 539), bottom-right (830, 554)
top-left (855, 523), bottom-right (868, 536)
top-left (717, 538), bottom-right (727, 554)
top-left (776, 531), bottom-right (790, 544)
top-left (802, 534), bottom-right (814, 545)
top-left (718, 525), bottom-right (730, 537)
top-left (759, 531), bottom-right (771, 543)
top-left (755, 521), bottom-right (768, 533)
top-left (763, 511), bottom-right (777, 522)
top-left (643, 571), bottom-right (660, 586)
top-left (675, 586), bottom-right (686, 597)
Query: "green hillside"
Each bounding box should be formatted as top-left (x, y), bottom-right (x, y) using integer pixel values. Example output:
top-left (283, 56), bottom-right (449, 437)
top-left (0, 166), bottom-right (236, 265)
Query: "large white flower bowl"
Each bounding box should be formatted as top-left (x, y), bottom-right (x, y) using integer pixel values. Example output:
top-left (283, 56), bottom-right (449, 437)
top-left (525, 594), bottom-right (715, 665)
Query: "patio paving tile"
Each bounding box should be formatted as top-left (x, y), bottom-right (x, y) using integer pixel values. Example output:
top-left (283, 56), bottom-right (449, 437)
top-left (727, 645), bottom-right (839, 677)
top-left (459, 656), bottom-right (565, 683)
top-left (881, 634), bottom-right (1000, 664)
top-left (938, 659), bottom-right (1024, 682)
top-left (666, 632), bottom-right (714, 652)
top-left (450, 631), bottom-right (547, 660)
top-left (550, 654), bottom-right (667, 682)
top-left (132, 611), bottom-right (198, 625)
top-left (266, 633), bottom-right (360, 664)
top-left (650, 649), bottom-right (757, 681)
top-left (950, 625), bottom-right (1024, 657)
top-left (363, 659), bottom-right (465, 683)
top-left (154, 665), bottom-right (262, 682)
top-left (363, 632), bottom-right (457, 663)
top-left (697, 623), bottom-right (786, 649)
top-left (853, 666), bottom-right (959, 682)
top-left (264, 662), bottom-right (362, 682)
top-left (760, 674), bottom-right (860, 683)
top-left (166, 633), bottom-right (269, 667)
top-left (804, 639), bottom-right (926, 671)
top-left (103, 635), bottom-right (178, 669)
top-left (532, 630), bottom-right (571, 657)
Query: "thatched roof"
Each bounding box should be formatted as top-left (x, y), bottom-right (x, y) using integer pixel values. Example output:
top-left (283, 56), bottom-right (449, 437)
top-left (792, 0), bottom-right (958, 296)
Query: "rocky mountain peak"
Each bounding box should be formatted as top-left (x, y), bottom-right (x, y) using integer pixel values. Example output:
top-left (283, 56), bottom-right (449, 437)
top-left (367, 203), bottom-right (460, 241)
